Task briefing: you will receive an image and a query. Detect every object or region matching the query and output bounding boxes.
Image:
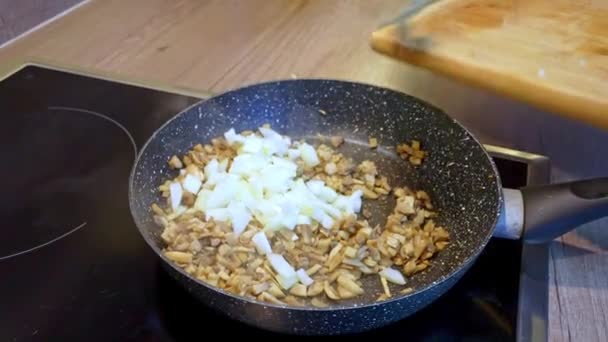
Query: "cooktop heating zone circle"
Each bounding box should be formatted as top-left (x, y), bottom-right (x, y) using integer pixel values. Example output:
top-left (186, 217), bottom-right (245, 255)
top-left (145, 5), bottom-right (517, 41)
top-left (0, 106), bottom-right (136, 260)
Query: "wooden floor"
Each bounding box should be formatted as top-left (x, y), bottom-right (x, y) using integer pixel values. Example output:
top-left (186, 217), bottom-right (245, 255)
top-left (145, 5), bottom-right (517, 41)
top-left (1, 1), bottom-right (608, 340)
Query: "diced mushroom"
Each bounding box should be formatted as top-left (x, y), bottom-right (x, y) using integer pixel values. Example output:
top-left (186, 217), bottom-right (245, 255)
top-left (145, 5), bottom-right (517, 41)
top-left (153, 125), bottom-right (448, 306)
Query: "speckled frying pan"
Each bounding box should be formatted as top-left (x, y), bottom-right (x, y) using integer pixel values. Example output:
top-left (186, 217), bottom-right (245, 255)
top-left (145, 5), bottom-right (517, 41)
top-left (128, 79), bottom-right (608, 335)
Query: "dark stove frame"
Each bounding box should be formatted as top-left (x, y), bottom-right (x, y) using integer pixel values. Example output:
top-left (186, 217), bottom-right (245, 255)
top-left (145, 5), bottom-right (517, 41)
top-left (1, 62), bottom-right (551, 342)
top-left (484, 145), bottom-right (550, 342)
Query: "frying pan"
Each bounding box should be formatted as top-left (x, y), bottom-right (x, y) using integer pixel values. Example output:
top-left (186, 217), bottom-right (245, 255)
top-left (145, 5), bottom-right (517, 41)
top-left (128, 79), bottom-right (608, 335)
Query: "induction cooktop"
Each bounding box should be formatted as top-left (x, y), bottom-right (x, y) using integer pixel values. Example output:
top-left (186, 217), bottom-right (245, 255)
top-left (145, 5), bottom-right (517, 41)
top-left (0, 64), bottom-right (550, 341)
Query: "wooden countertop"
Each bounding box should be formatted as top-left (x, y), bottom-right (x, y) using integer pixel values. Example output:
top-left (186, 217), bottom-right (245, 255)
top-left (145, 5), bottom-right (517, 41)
top-left (1, 1), bottom-right (607, 340)
top-left (371, 0), bottom-right (608, 130)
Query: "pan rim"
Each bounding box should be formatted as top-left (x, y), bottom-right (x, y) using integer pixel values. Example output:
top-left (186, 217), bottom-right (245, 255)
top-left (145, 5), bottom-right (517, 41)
top-left (128, 78), bottom-right (504, 313)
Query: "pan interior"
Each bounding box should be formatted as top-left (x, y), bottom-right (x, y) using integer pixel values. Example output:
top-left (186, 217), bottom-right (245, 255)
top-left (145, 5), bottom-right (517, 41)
top-left (129, 79), bottom-right (502, 308)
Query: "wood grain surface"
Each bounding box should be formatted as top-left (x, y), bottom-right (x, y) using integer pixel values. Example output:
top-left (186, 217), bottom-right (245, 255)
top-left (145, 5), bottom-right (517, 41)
top-left (371, 0), bottom-right (608, 130)
top-left (1, 1), bottom-right (607, 340)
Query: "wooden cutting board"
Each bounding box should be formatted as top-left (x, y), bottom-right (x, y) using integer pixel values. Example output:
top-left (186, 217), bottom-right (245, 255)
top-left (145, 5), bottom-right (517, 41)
top-left (371, 0), bottom-right (608, 129)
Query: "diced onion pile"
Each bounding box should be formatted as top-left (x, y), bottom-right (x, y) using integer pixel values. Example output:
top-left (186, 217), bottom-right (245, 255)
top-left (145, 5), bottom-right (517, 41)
top-left (170, 127), bottom-right (363, 236)
top-left (153, 125), bottom-right (449, 307)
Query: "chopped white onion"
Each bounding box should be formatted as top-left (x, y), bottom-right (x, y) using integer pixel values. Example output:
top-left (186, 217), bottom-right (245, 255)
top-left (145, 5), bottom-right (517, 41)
top-left (204, 159), bottom-right (223, 186)
top-left (267, 254), bottom-right (295, 278)
top-left (259, 127), bottom-right (289, 156)
top-left (299, 143), bottom-right (320, 167)
top-left (194, 189), bottom-right (211, 212)
top-left (312, 208), bottom-right (334, 229)
top-left (252, 231), bottom-right (272, 255)
top-left (296, 268), bottom-right (314, 286)
top-left (349, 190), bottom-right (363, 213)
top-left (296, 215), bottom-right (311, 225)
top-left (169, 182), bottom-right (183, 211)
top-left (242, 136), bottom-right (264, 154)
top-left (228, 201), bottom-right (251, 235)
top-left (287, 149), bottom-right (301, 160)
top-left (379, 267), bottom-right (407, 285)
top-left (334, 190), bottom-right (363, 214)
top-left (267, 253), bottom-right (297, 288)
top-left (279, 202), bottom-right (299, 230)
top-left (224, 128), bottom-right (246, 145)
top-left (318, 187), bottom-right (338, 202)
top-left (277, 274), bottom-right (298, 290)
top-left (259, 126), bottom-right (283, 141)
top-left (306, 180), bottom-right (325, 195)
top-left (192, 128), bottom-right (366, 239)
top-left (229, 154), bottom-right (266, 175)
top-left (206, 175), bottom-right (239, 209)
top-left (280, 216), bottom-right (298, 231)
top-left (182, 174), bottom-right (202, 194)
top-left (218, 159), bottom-right (229, 172)
top-left (314, 200), bottom-right (342, 219)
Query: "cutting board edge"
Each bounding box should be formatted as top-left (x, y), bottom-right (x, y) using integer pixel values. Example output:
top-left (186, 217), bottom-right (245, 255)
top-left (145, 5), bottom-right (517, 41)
top-left (370, 26), bottom-right (608, 131)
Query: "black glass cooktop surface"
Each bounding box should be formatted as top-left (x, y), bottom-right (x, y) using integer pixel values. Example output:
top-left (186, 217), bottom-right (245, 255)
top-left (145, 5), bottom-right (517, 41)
top-left (0, 65), bottom-right (546, 341)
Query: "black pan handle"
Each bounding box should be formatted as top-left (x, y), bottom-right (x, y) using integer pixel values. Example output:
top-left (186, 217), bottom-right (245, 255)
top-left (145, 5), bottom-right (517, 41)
top-left (521, 177), bottom-right (608, 244)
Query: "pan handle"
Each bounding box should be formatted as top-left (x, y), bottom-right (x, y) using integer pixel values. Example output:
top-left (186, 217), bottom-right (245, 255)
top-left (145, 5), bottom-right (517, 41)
top-left (520, 177), bottom-right (608, 244)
